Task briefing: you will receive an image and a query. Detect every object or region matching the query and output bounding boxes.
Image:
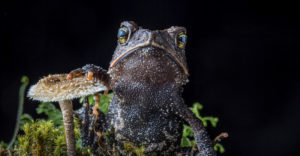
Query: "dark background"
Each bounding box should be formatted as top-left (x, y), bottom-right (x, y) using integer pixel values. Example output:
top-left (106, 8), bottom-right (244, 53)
top-left (1, 0), bottom-right (299, 155)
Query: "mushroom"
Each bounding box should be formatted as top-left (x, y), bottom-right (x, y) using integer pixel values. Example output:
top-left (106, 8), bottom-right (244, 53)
top-left (27, 74), bottom-right (107, 156)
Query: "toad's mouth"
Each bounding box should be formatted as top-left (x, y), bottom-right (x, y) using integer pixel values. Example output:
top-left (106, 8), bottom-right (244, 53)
top-left (109, 44), bottom-right (189, 75)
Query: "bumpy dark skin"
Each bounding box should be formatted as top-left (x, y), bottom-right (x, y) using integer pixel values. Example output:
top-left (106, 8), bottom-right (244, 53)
top-left (69, 21), bottom-right (216, 155)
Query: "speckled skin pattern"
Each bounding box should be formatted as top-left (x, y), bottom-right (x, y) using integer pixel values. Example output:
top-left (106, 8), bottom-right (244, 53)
top-left (75, 21), bottom-right (216, 155)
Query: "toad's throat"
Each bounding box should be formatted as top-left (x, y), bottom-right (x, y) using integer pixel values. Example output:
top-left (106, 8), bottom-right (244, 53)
top-left (109, 44), bottom-right (189, 75)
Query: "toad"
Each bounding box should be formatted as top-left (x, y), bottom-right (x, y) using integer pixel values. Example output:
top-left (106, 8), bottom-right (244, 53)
top-left (68, 21), bottom-right (216, 155)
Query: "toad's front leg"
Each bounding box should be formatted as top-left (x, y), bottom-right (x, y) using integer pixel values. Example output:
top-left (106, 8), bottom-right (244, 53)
top-left (68, 64), bottom-right (110, 124)
top-left (170, 90), bottom-right (216, 156)
top-left (67, 64), bottom-right (110, 88)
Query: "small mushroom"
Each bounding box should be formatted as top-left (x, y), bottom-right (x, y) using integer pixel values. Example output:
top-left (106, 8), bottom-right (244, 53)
top-left (28, 74), bottom-right (107, 156)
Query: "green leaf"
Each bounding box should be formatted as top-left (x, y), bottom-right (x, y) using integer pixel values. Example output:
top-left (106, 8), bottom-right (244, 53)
top-left (79, 93), bottom-right (113, 114)
top-left (20, 113), bottom-right (33, 128)
top-left (189, 102), bottom-right (203, 119)
top-left (99, 93), bottom-right (113, 114)
top-left (181, 125), bottom-right (196, 147)
top-left (88, 95), bottom-right (95, 105)
top-left (36, 102), bottom-right (63, 126)
top-left (180, 137), bottom-right (195, 147)
top-left (202, 117), bottom-right (219, 127)
top-left (79, 97), bottom-right (84, 103)
top-left (214, 143), bottom-right (225, 153)
top-left (182, 124), bottom-right (194, 137)
top-left (79, 95), bottom-right (95, 105)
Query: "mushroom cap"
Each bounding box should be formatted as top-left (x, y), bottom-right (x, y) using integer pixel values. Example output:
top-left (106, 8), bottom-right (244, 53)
top-left (28, 74), bottom-right (107, 102)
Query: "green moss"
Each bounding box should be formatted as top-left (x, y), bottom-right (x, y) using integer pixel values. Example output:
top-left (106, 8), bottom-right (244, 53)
top-left (0, 142), bottom-right (8, 149)
top-left (123, 142), bottom-right (145, 156)
top-left (15, 119), bottom-right (90, 156)
top-left (16, 120), bottom-right (62, 156)
top-left (0, 141), bottom-right (9, 156)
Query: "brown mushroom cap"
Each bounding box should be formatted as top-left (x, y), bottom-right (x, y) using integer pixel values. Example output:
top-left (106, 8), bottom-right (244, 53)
top-left (27, 74), bottom-right (107, 102)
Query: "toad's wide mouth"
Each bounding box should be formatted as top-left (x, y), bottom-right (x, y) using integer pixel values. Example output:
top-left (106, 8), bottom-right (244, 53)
top-left (109, 44), bottom-right (189, 75)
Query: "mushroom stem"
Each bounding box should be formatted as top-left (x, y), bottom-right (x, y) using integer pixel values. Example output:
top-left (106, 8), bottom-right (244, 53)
top-left (59, 100), bottom-right (76, 156)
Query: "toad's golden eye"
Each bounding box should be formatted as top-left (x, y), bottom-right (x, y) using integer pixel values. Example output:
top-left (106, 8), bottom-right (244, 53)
top-left (176, 31), bottom-right (187, 49)
top-left (117, 26), bottom-right (130, 44)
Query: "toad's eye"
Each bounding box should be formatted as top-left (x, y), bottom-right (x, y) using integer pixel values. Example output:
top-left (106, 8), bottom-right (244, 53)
top-left (176, 31), bottom-right (187, 49)
top-left (117, 26), bottom-right (130, 44)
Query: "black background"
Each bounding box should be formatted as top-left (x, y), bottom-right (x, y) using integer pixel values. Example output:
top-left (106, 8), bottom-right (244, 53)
top-left (1, 0), bottom-right (299, 155)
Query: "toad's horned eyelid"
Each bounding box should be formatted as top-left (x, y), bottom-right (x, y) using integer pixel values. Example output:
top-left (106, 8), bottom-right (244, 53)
top-left (167, 27), bottom-right (187, 34)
